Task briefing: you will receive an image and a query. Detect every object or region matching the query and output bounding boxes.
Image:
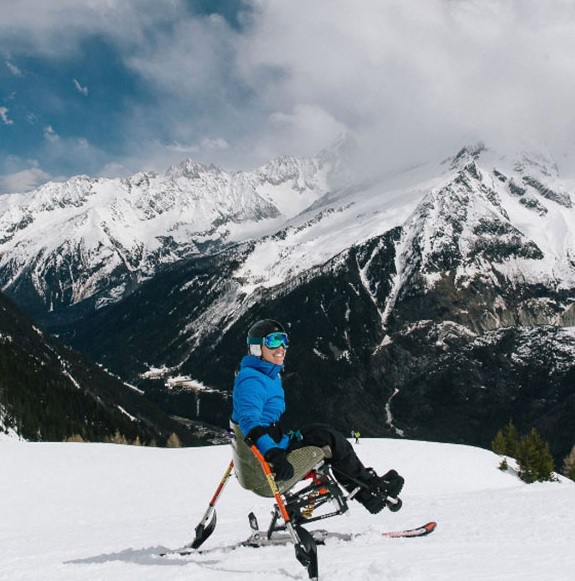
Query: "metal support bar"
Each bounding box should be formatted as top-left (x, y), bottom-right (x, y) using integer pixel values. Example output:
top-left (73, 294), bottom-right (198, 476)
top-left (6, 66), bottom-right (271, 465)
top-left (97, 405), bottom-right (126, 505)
top-left (250, 444), bottom-right (319, 580)
top-left (190, 459), bottom-right (235, 549)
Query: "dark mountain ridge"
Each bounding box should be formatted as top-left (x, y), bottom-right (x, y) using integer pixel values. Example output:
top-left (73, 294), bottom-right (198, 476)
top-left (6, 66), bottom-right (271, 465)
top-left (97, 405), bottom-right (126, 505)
top-left (0, 291), bottom-right (211, 445)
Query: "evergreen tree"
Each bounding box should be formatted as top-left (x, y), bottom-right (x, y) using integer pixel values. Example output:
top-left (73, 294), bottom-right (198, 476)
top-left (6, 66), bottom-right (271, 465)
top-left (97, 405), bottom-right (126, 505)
top-left (491, 430), bottom-right (507, 456)
top-left (516, 428), bottom-right (555, 483)
top-left (502, 419), bottom-right (520, 457)
top-left (491, 419), bottom-right (519, 458)
top-left (562, 444), bottom-right (575, 482)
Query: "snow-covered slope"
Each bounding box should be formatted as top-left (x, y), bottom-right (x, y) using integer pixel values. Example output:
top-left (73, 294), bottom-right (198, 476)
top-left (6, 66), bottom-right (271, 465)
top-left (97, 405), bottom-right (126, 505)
top-left (1, 438), bottom-right (574, 580)
top-left (234, 145), bottom-right (575, 318)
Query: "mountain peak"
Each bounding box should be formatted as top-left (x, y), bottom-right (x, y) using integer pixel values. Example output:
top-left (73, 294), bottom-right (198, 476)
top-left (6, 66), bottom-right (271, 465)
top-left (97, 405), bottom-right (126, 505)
top-left (448, 142), bottom-right (487, 170)
top-left (165, 158), bottom-right (220, 180)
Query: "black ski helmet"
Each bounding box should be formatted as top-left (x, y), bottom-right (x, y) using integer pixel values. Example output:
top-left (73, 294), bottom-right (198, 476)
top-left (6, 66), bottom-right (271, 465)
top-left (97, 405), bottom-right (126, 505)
top-left (247, 319), bottom-right (286, 343)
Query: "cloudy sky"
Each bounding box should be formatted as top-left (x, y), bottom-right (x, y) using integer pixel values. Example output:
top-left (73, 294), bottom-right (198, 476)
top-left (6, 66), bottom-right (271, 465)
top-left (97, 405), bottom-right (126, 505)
top-left (1, 0), bottom-right (575, 193)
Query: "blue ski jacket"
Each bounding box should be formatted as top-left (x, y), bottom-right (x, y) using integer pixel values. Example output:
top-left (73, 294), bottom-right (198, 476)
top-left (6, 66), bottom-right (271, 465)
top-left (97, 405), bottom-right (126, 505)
top-left (231, 355), bottom-right (289, 456)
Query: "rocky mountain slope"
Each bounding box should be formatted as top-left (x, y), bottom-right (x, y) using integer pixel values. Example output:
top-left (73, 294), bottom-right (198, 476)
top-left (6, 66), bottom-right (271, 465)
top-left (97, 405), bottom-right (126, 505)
top-left (1, 142), bottom-right (574, 462)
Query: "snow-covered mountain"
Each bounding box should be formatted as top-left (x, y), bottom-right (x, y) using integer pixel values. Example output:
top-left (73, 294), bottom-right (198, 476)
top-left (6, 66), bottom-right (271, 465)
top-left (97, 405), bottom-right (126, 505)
top-left (2, 437), bottom-right (574, 580)
top-left (1, 141), bottom-right (573, 329)
top-left (0, 137), bottom-right (353, 319)
top-left (1, 141), bottom-right (575, 461)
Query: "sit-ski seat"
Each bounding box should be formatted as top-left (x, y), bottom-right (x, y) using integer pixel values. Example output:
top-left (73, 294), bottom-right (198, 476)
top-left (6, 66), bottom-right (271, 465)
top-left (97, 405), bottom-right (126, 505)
top-left (230, 420), bottom-right (326, 497)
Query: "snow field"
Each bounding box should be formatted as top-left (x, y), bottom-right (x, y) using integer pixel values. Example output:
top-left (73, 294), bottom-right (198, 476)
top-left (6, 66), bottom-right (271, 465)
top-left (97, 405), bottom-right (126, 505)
top-left (1, 437), bottom-right (574, 580)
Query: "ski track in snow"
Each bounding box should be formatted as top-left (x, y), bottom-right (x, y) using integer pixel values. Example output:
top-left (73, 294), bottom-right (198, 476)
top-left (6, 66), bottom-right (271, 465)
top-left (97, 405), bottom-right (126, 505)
top-left (1, 437), bottom-right (574, 581)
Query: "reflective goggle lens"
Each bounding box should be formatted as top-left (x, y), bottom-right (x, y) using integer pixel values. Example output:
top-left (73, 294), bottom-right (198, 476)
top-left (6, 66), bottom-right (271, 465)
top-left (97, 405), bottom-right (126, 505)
top-left (263, 332), bottom-right (289, 349)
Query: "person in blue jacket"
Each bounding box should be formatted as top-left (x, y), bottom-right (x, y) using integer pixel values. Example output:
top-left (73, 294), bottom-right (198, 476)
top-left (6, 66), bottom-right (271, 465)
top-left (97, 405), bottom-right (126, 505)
top-left (231, 319), bottom-right (404, 514)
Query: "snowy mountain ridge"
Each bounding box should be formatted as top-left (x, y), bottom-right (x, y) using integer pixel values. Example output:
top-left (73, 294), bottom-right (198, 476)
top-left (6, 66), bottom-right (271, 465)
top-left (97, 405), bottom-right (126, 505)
top-left (0, 142), bottom-right (344, 313)
top-left (198, 144), bottom-right (575, 342)
top-left (1, 141), bottom-right (574, 328)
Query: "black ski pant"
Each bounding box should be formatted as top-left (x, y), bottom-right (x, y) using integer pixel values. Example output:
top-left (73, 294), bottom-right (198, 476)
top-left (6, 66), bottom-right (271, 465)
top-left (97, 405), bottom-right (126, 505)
top-left (288, 423), bottom-right (372, 490)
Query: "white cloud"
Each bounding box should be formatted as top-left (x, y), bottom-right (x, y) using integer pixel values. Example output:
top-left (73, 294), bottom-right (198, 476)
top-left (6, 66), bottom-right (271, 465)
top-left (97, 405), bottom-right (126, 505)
top-left (73, 79), bottom-right (88, 96)
top-left (0, 166), bottom-right (51, 193)
top-left (98, 161), bottom-right (126, 178)
top-left (43, 125), bottom-right (59, 142)
top-left (112, 0), bottom-right (575, 174)
top-left (164, 138), bottom-right (229, 155)
top-left (5, 60), bottom-right (22, 76)
top-left (0, 107), bottom-right (13, 125)
top-left (200, 137), bottom-right (230, 152)
top-left (2, 0), bottom-right (575, 181)
top-left (236, 0), bottom-right (575, 173)
top-left (266, 105), bottom-right (346, 157)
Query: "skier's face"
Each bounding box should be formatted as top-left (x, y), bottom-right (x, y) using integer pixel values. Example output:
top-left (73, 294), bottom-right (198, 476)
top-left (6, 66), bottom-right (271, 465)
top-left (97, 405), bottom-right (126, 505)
top-left (261, 343), bottom-right (286, 366)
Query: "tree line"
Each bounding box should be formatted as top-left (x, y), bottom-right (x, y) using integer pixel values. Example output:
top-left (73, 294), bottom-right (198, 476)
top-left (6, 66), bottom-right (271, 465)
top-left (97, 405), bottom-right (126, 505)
top-left (0, 340), bottom-right (177, 447)
top-left (492, 419), bottom-right (575, 483)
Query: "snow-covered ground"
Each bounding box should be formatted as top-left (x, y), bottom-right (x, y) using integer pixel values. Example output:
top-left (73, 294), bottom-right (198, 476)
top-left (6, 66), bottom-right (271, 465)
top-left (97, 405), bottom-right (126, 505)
top-left (1, 437), bottom-right (574, 580)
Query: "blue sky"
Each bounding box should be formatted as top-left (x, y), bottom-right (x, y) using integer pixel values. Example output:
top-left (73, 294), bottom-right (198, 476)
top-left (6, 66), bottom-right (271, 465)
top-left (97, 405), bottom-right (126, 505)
top-left (1, 0), bottom-right (575, 193)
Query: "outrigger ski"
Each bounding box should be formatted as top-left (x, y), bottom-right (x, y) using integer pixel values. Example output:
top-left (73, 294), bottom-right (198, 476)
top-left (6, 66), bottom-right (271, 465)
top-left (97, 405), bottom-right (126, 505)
top-left (159, 516), bottom-right (437, 557)
top-left (382, 520), bottom-right (437, 538)
top-left (159, 528), bottom-right (330, 557)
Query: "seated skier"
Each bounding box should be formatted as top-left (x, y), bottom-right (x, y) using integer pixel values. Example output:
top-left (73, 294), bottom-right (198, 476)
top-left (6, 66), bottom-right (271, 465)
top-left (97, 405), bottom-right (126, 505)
top-left (231, 319), bottom-right (404, 514)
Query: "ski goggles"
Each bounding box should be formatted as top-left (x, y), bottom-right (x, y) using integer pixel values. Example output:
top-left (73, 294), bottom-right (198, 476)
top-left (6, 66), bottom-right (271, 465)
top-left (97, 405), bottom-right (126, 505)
top-left (247, 332), bottom-right (289, 349)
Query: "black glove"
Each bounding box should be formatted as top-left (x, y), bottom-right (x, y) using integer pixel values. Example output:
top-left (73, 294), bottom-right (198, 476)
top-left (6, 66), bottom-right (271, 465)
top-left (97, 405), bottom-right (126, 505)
top-left (264, 448), bottom-right (294, 481)
top-left (380, 469), bottom-right (404, 498)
